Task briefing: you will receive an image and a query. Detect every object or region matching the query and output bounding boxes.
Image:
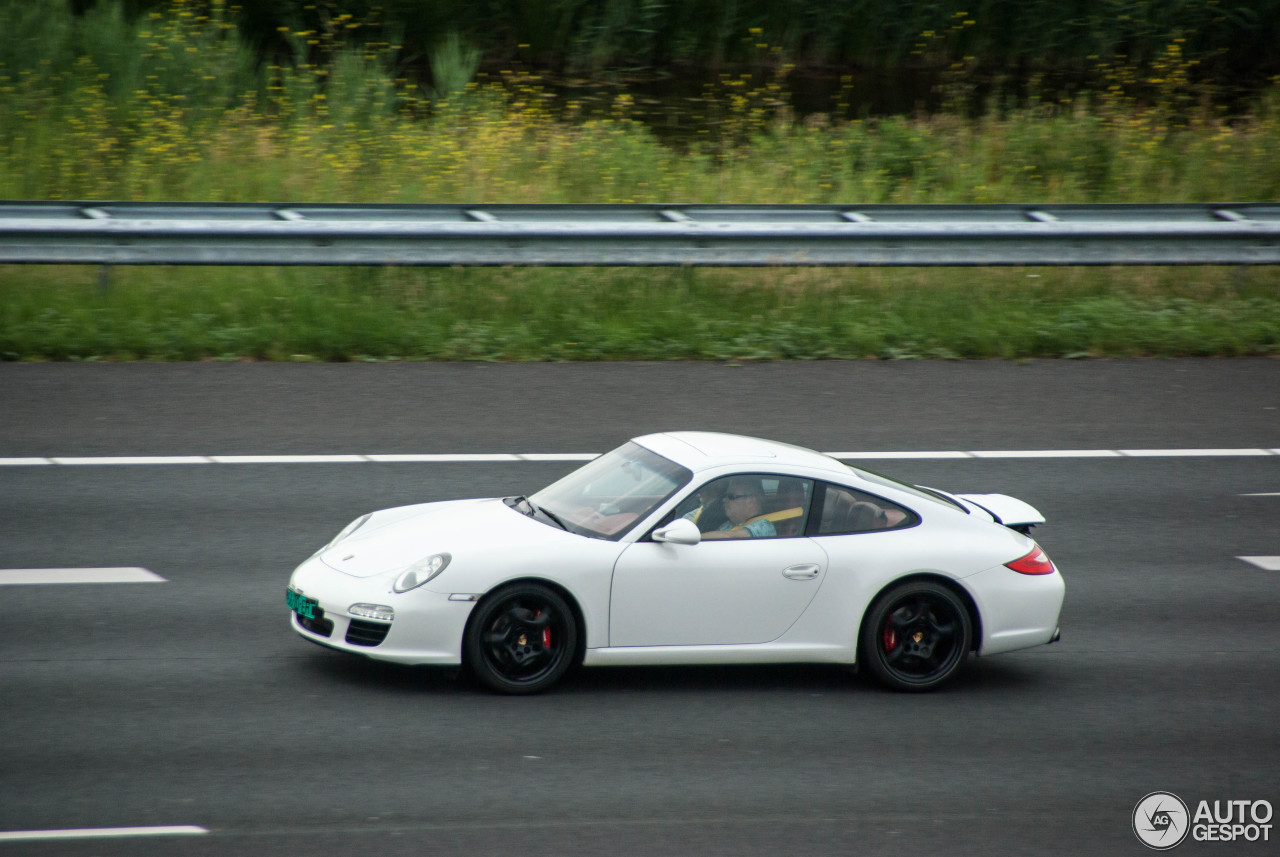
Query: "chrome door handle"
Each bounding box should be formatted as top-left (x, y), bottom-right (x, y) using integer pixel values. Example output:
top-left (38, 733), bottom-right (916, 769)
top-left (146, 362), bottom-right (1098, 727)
top-left (782, 563), bottom-right (821, 580)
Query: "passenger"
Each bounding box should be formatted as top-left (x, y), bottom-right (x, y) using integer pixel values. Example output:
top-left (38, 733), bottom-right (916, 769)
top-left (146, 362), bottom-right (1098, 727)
top-left (683, 483), bottom-right (728, 532)
top-left (702, 477), bottom-right (776, 539)
top-left (772, 479), bottom-right (807, 536)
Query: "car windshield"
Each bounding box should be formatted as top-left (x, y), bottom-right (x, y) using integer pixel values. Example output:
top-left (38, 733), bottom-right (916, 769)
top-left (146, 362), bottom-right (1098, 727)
top-left (530, 441), bottom-right (692, 540)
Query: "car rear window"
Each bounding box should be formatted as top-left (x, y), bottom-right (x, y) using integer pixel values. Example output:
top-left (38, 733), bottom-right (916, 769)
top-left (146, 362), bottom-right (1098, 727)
top-left (844, 465), bottom-right (968, 513)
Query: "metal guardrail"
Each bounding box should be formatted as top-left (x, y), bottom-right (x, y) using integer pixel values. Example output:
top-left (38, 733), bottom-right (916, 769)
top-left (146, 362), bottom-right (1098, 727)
top-left (1, 201), bottom-right (1278, 266)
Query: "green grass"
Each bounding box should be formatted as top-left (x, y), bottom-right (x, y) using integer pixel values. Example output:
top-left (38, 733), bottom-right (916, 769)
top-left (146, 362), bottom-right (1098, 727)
top-left (1, 0), bottom-right (1278, 362)
top-left (3, 265), bottom-right (1277, 361)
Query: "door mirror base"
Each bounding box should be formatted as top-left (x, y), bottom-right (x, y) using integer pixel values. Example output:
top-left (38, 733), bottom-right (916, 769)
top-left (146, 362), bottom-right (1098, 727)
top-left (651, 518), bottom-right (701, 546)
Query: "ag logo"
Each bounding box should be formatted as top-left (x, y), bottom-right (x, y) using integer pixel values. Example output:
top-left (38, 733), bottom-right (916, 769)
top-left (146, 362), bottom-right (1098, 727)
top-left (1134, 792), bottom-right (1191, 850)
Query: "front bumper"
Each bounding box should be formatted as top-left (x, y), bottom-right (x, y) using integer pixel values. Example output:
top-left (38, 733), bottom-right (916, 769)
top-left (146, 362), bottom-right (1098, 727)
top-left (287, 556), bottom-right (475, 666)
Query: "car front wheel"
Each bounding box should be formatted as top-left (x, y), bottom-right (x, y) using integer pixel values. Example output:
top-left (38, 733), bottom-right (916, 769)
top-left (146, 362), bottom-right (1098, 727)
top-left (464, 583), bottom-right (578, 694)
top-left (861, 580), bottom-right (972, 692)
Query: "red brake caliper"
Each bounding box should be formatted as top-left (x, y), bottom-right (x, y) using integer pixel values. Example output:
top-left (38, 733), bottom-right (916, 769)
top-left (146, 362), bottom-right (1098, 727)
top-left (883, 626), bottom-right (897, 652)
top-left (535, 610), bottom-right (551, 649)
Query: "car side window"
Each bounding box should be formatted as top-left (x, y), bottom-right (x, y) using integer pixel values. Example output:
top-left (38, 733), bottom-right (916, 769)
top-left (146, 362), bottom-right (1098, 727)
top-left (814, 482), bottom-right (917, 535)
top-left (666, 474), bottom-right (813, 539)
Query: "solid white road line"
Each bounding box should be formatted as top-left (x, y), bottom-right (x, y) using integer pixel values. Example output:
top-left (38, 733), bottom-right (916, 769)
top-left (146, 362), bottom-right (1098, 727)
top-left (0, 826), bottom-right (208, 841)
top-left (365, 453), bottom-right (521, 462)
top-left (517, 453), bottom-right (602, 461)
top-left (0, 449), bottom-right (1277, 466)
top-left (0, 567), bottom-right (165, 585)
top-left (210, 454), bottom-right (368, 464)
top-left (50, 456), bottom-right (212, 466)
top-left (1238, 556), bottom-right (1280, 571)
top-left (967, 450), bottom-right (1122, 459)
top-left (827, 451), bottom-right (974, 460)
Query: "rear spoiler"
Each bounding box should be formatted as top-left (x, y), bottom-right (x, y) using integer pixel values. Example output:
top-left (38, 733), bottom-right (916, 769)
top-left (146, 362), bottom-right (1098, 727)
top-left (955, 493), bottom-right (1046, 532)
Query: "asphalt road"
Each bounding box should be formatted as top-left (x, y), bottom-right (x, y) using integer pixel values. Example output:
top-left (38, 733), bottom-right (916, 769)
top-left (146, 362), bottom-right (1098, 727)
top-left (1, 360), bottom-right (1278, 856)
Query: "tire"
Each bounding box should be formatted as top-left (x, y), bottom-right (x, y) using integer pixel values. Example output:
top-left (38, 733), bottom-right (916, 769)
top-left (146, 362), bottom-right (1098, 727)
top-left (464, 583), bottom-right (579, 695)
top-left (861, 580), bottom-right (972, 692)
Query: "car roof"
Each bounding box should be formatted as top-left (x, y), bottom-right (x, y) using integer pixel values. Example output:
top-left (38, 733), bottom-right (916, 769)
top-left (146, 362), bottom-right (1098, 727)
top-left (632, 432), bottom-right (851, 476)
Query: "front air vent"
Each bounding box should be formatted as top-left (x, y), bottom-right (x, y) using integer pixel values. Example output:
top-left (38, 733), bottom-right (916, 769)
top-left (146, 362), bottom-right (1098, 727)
top-left (296, 611), bottom-right (334, 638)
top-left (345, 619), bottom-right (391, 647)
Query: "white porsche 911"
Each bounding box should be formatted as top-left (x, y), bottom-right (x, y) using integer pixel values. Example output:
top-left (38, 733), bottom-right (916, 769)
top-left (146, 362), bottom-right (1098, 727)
top-left (286, 432), bottom-right (1063, 693)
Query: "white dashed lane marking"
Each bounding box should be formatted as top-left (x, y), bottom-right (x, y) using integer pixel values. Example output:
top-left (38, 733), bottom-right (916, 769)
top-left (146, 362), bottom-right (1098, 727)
top-left (0, 568), bottom-right (165, 585)
top-left (1117, 448), bottom-right (1276, 457)
top-left (0, 826), bottom-right (208, 842)
top-left (1239, 557), bottom-right (1280, 571)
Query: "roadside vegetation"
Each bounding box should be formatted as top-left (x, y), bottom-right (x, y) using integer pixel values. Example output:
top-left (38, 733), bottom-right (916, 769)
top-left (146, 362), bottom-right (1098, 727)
top-left (1, 0), bottom-right (1277, 361)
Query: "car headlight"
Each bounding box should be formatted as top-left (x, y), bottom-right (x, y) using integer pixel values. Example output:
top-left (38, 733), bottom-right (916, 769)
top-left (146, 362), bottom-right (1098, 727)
top-left (393, 553), bottom-right (452, 593)
top-left (325, 513), bottom-right (371, 550)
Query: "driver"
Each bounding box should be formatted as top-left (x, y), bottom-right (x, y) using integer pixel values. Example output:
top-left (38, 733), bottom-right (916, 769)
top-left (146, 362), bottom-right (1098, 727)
top-left (701, 477), bottom-right (776, 539)
top-left (683, 482), bottom-right (727, 531)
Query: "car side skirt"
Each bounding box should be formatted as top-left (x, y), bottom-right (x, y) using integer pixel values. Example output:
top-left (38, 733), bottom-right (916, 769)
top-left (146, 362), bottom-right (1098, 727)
top-left (583, 642), bottom-right (852, 667)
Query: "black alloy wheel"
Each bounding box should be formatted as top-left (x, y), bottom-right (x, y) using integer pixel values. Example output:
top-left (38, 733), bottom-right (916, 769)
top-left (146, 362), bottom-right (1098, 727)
top-left (464, 583), bottom-right (579, 694)
top-left (861, 580), bottom-right (972, 692)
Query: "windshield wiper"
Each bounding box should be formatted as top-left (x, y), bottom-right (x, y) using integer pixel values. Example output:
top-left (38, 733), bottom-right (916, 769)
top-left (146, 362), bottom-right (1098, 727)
top-left (505, 495), bottom-right (568, 530)
top-left (532, 503), bottom-right (569, 530)
top-left (504, 495), bottom-right (535, 516)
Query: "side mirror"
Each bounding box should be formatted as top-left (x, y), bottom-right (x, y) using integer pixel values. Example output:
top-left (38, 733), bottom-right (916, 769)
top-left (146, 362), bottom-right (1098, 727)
top-left (651, 518), bottom-right (701, 546)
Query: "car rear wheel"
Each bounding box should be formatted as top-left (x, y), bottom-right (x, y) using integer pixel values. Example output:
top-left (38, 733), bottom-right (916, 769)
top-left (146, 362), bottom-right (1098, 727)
top-left (464, 583), bottom-right (578, 695)
top-left (862, 580), bottom-right (972, 692)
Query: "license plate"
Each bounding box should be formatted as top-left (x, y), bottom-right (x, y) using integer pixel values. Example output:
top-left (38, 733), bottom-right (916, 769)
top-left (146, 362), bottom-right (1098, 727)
top-left (286, 589), bottom-right (319, 620)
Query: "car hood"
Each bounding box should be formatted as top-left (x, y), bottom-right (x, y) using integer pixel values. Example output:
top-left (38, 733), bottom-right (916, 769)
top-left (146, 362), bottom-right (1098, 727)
top-left (317, 498), bottom-right (565, 578)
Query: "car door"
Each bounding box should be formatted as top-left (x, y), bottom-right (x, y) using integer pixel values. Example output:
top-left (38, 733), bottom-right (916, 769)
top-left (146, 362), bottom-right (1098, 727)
top-left (608, 474), bottom-right (826, 647)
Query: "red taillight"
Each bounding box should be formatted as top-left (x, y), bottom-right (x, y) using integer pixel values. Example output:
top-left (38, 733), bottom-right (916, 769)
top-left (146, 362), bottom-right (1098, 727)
top-left (1005, 545), bottom-right (1055, 575)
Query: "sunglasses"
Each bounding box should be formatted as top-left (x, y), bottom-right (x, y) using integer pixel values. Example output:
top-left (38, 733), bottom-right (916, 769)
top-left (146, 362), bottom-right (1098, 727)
top-left (725, 493), bottom-right (759, 501)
